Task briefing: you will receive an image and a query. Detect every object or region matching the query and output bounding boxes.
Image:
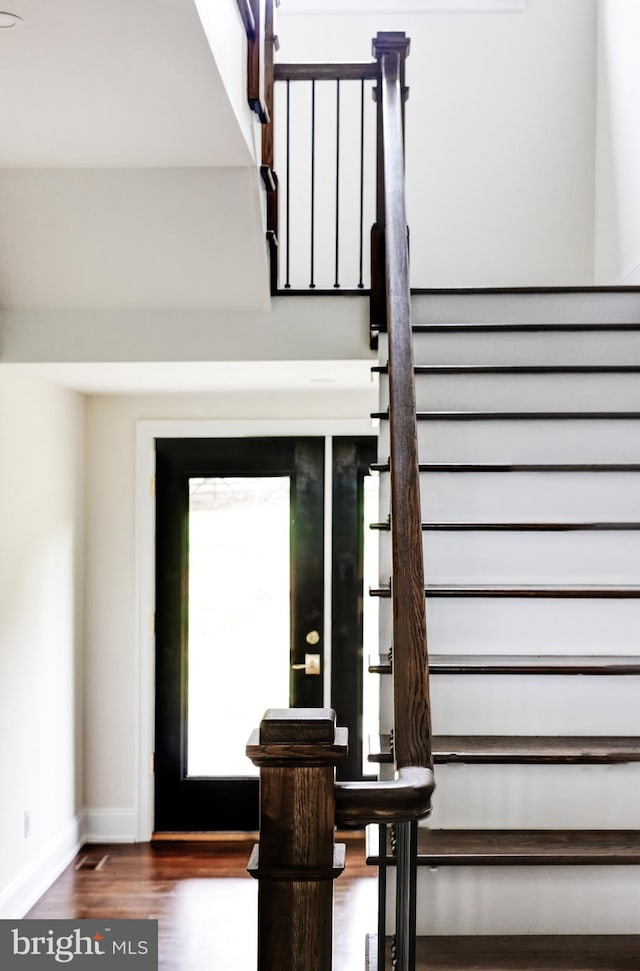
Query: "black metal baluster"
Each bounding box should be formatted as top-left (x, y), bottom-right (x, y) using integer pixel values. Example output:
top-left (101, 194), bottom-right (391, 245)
top-left (378, 823), bottom-right (387, 971)
top-left (310, 79), bottom-right (316, 288)
top-left (285, 79), bottom-right (291, 289)
top-left (334, 79), bottom-right (341, 288)
top-left (394, 820), bottom-right (418, 971)
top-left (358, 78), bottom-right (365, 289)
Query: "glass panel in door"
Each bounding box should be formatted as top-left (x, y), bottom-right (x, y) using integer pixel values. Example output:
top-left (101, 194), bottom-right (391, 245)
top-left (187, 476), bottom-right (290, 778)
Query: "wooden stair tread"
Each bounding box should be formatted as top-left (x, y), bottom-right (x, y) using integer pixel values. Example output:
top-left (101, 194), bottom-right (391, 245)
top-left (367, 829), bottom-right (640, 866)
top-left (374, 364), bottom-right (640, 375)
top-left (371, 584), bottom-right (640, 599)
top-left (407, 321), bottom-right (640, 333)
top-left (373, 410), bottom-right (640, 421)
top-left (369, 734), bottom-right (640, 764)
top-left (368, 934), bottom-right (640, 969)
top-left (371, 521), bottom-right (640, 531)
top-left (371, 462), bottom-right (640, 473)
top-left (368, 653), bottom-right (640, 676)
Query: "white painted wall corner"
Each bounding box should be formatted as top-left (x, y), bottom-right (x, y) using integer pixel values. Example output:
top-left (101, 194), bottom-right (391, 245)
top-left (82, 809), bottom-right (138, 845)
top-left (0, 815), bottom-right (84, 919)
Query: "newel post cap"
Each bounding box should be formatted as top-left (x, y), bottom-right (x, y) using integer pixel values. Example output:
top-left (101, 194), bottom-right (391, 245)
top-left (372, 31), bottom-right (411, 60)
top-left (246, 707), bottom-right (348, 766)
top-left (260, 707), bottom-right (336, 743)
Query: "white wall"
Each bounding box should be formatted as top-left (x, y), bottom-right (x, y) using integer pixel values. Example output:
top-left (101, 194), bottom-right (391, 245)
top-left (594, 0), bottom-right (640, 284)
top-left (277, 0), bottom-right (598, 287)
top-left (83, 389), bottom-right (376, 838)
top-left (0, 168), bottom-right (269, 313)
top-left (194, 0), bottom-right (261, 165)
top-left (0, 369), bottom-right (84, 916)
top-left (0, 297), bottom-right (371, 367)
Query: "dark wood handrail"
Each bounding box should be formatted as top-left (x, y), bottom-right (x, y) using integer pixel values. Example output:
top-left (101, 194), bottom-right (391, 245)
top-left (248, 31), bottom-right (434, 971)
top-left (376, 33), bottom-right (433, 776)
top-left (333, 34), bottom-right (434, 837)
top-left (237, 0), bottom-right (269, 123)
top-left (235, 0), bottom-right (256, 40)
top-left (336, 766), bottom-right (434, 825)
top-left (275, 62), bottom-right (378, 82)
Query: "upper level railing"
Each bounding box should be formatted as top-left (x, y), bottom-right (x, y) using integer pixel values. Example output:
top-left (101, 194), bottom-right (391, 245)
top-left (272, 62), bottom-right (377, 292)
top-left (237, 10), bottom-right (434, 970)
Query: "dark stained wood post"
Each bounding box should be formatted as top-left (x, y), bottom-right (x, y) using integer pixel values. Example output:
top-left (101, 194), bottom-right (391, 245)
top-left (370, 32), bottom-right (410, 345)
top-left (247, 708), bottom-right (348, 971)
top-left (372, 30), bottom-right (433, 780)
top-left (260, 0), bottom-right (280, 292)
top-left (247, 0), bottom-right (269, 122)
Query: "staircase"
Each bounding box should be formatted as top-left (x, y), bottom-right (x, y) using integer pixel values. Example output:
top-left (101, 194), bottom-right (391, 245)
top-left (369, 289), bottom-right (640, 969)
top-left (245, 13), bottom-right (640, 965)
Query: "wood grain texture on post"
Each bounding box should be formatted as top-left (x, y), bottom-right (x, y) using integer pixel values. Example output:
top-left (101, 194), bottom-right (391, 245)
top-left (247, 708), bottom-right (348, 971)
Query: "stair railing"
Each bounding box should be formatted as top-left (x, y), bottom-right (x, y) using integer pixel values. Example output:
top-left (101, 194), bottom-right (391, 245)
top-left (269, 60), bottom-right (378, 292)
top-left (235, 0), bottom-right (270, 123)
top-left (246, 29), bottom-right (434, 971)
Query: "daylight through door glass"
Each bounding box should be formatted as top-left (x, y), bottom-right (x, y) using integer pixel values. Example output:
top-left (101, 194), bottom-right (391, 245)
top-left (187, 476), bottom-right (291, 777)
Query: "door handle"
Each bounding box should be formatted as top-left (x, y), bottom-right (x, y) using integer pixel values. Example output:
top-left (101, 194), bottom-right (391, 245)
top-left (291, 653), bottom-right (321, 675)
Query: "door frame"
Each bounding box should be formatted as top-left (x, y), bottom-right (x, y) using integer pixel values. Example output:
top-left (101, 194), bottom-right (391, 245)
top-left (134, 418), bottom-right (375, 840)
top-left (154, 436), bottom-right (326, 831)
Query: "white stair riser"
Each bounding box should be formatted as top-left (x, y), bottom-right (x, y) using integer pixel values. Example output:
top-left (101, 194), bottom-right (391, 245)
top-left (429, 675), bottom-right (640, 735)
top-left (376, 294), bottom-right (640, 940)
top-left (379, 330), bottom-right (640, 366)
top-left (423, 763), bottom-right (640, 830)
top-left (400, 867), bottom-right (640, 935)
top-left (377, 531), bottom-right (640, 584)
top-left (373, 763), bottom-right (640, 830)
top-left (379, 473), bottom-right (640, 521)
top-left (410, 291), bottom-right (640, 326)
top-left (375, 598), bottom-right (640, 654)
top-left (378, 373), bottom-right (640, 411)
top-left (377, 673), bottom-right (640, 736)
top-left (377, 419), bottom-right (640, 463)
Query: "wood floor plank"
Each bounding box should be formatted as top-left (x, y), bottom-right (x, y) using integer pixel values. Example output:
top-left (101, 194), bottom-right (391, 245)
top-left (27, 841), bottom-right (375, 970)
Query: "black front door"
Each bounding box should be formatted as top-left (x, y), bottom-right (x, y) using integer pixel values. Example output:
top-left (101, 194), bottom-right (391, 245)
top-left (154, 437), bottom-right (325, 831)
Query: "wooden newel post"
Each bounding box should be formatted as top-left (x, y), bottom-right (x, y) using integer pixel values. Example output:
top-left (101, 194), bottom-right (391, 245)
top-left (370, 31), bottom-right (411, 348)
top-left (247, 708), bottom-right (348, 971)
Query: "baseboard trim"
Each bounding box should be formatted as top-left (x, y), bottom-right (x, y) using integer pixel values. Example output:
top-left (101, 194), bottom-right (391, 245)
top-left (0, 814), bottom-right (83, 919)
top-left (83, 808), bottom-right (137, 844)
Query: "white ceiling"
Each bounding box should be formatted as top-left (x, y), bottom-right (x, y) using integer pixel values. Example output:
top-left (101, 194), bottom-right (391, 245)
top-left (17, 359), bottom-right (377, 395)
top-left (0, 0), bottom-right (254, 167)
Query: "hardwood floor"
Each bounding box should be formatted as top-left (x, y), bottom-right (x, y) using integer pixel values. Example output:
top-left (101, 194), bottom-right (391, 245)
top-left (27, 837), bottom-right (376, 970)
